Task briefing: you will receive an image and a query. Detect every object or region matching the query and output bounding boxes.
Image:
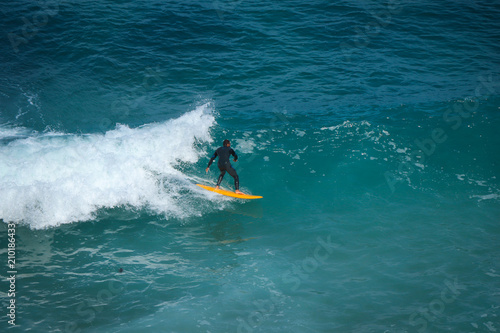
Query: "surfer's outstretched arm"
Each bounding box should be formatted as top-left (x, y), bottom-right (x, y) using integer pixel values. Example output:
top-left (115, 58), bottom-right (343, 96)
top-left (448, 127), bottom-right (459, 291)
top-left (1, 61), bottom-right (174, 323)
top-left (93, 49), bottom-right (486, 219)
top-left (206, 152), bottom-right (218, 172)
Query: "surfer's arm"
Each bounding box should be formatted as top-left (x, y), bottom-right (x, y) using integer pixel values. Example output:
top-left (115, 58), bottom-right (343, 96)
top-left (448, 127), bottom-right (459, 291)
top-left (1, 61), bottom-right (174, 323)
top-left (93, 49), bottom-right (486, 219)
top-left (207, 152), bottom-right (217, 168)
top-left (230, 149), bottom-right (238, 162)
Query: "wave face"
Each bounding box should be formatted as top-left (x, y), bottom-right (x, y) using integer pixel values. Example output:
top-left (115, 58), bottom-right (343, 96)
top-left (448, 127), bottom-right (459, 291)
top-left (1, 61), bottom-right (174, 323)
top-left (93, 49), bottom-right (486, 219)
top-left (0, 104), bottom-right (216, 229)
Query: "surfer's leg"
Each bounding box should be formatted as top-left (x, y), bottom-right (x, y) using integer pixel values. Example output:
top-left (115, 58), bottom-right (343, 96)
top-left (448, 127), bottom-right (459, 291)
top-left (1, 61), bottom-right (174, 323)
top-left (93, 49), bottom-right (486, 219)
top-left (216, 167), bottom-right (226, 188)
top-left (226, 165), bottom-right (239, 190)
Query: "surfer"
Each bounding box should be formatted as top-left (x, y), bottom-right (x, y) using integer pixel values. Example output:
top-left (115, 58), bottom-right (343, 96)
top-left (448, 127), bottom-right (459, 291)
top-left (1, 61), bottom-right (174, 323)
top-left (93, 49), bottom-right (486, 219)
top-left (205, 139), bottom-right (244, 194)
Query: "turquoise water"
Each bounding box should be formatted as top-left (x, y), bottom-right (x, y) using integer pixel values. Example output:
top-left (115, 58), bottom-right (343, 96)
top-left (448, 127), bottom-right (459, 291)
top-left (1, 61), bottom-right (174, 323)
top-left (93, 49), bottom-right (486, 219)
top-left (1, 1), bottom-right (499, 332)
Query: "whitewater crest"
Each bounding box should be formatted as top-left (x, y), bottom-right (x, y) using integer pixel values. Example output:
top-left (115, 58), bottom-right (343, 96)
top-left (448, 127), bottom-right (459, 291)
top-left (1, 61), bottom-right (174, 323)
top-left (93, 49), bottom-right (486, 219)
top-left (0, 104), bottom-right (216, 229)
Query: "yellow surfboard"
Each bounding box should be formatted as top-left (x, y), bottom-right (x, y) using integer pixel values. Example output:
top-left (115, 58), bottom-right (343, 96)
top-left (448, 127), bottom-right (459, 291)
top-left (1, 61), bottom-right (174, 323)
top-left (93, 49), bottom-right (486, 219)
top-left (196, 184), bottom-right (263, 199)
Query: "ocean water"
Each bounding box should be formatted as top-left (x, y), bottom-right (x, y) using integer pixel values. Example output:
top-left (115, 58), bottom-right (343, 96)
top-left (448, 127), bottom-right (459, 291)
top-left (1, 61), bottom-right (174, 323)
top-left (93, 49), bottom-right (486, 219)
top-left (1, 1), bottom-right (499, 332)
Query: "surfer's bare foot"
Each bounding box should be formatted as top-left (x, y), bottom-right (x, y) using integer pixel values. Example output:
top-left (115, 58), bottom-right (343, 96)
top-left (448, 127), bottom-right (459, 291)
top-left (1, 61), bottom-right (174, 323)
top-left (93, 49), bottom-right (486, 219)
top-left (215, 186), bottom-right (220, 190)
top-left (235, 190), bottom-right (244, 195)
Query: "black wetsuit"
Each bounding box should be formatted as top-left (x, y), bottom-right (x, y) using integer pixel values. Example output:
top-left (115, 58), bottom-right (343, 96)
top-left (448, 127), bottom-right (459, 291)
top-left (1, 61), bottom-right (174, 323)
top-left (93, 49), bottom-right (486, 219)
top-left (207, 146), bottom-right (239, 190)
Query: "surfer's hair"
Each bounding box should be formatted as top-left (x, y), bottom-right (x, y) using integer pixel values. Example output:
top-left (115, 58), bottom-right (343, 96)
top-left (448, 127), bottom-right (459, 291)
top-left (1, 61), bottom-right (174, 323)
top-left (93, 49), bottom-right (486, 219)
top-left (223, 139), bottom-right (230, 147)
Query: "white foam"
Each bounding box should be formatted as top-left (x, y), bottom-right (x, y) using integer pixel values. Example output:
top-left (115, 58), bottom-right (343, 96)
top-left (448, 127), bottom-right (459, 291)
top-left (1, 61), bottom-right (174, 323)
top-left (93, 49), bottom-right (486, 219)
top-left (472, 194), bottom-right (500, 201)
top-left (396, 148), bottom-right (408, 153)
top-left (235, 137), bottom-right (256, 154)
top-left (321, 120), bottom-right (373, 131)
top-left (0, 125), bottom-right (31, 140)
top-left (0, 104), bottom-right (216, 229)
top-left (295, 130), bottom-right (306, 137)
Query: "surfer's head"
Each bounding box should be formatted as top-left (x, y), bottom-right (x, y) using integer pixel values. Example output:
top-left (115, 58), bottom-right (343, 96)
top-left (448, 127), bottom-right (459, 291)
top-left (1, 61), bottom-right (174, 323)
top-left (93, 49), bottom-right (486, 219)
top-left (223, 139), bottom-right (230, 147)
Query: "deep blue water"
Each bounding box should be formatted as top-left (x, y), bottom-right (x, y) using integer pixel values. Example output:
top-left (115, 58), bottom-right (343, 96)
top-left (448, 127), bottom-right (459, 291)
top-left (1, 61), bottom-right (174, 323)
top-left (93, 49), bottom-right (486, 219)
top-left (1, 1), bottom-right (499, 332)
